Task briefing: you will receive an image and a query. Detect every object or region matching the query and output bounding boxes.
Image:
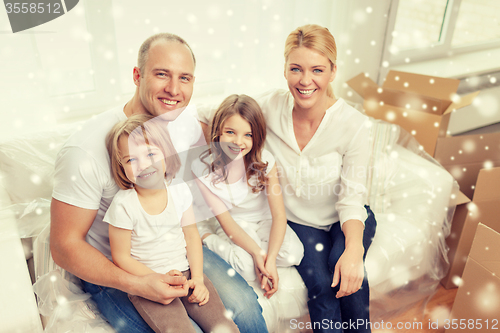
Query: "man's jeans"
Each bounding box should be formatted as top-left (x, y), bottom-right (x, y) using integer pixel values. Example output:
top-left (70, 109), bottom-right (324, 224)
top-left (82, 247), bottom-right (268, 333)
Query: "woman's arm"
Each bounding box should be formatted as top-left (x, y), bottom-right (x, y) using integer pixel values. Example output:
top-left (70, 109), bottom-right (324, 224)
top-left (109, 225), bottom-right (157, 276)
top-left (331, 219), bottom-right (365, 298)
top-left (182, 205), bottom-right (209, 305)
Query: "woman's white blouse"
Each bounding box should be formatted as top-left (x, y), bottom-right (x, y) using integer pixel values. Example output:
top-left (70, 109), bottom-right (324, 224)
top-left (197, 89), bottom-right (370, 230)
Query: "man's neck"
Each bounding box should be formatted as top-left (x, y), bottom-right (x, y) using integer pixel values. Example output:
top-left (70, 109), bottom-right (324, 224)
top-left (123, 94), bottom-right (147, 118)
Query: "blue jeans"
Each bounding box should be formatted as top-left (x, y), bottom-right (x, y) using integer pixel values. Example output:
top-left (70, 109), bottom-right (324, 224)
top-left (289, 206), bottom-right (376, 333)
top-left (82, 247), bottom-right (267, 333)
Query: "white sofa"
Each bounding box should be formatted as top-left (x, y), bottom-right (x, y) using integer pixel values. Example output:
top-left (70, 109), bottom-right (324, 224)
top-left (0, 116), bottom-right (458, 332)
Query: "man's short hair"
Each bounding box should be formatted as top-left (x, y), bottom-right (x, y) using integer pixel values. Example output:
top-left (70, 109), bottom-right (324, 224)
top-left (137, 33), bottom-right (196, 73)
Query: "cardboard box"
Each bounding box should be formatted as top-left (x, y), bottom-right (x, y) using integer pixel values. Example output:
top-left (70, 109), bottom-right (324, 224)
top-left (434, 132), bottom-right (500, 200)
top-left (347, 70), bottom-right (480, 156)
top-left (445, 223), bottom-right (500, 332)
top-left (441, 167), bottom-right (500, 289)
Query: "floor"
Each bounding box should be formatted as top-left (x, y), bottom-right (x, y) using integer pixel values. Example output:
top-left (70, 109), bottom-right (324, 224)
top-left (371, 285), bottom-right (458, 333)
top-left (284, 285), bottom-right (458, 333)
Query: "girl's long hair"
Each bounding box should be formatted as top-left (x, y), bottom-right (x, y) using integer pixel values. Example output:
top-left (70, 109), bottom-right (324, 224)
top-left (201, 94), bottom-right (268, 193)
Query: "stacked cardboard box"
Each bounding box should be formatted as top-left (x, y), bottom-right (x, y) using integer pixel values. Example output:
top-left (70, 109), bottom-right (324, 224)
top-left (347, 70), bottom-right (479, 156)
top-left (445, 223), bottom-right (500, 332)
top-left (348, 70), bottom-right (500, 289)
top-left (440, 167), bottom-right (500, 289)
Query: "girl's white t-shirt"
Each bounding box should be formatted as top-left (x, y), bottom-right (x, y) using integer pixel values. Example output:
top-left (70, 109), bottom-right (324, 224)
top-left (103, 181), bottom-right (192, 274)
top-left (191, 149), bottom-right (275, 223)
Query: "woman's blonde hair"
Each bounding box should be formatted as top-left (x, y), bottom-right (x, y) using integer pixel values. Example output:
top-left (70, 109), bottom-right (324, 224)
top-left (202, 94), bottom-right (268, 193)
top-left (106, 114), bottom-right (181, 190)
top-left (284, 24), bottom-right (337, 98)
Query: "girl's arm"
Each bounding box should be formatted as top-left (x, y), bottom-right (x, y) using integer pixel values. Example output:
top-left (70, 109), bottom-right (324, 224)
top-left (109, 225), bottom-right (156, 276)
top-left (182, 205), bottom-right (209, 306)
top-left (193, 175), bottom-right (270, 281)
top-left (262, 164), bottom-right (288, 297)
top-left (265, 164), bottom-right (287, 261)
top-left (193, 176), bottom-right (265, 260)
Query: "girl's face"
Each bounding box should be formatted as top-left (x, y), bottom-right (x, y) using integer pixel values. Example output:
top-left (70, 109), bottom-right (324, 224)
top-left (284, 46), bottom-right (336, 112)
top-left (218, 114), bottom-right (253, 160)
top-left (118, 135), bottom-right (166, 189)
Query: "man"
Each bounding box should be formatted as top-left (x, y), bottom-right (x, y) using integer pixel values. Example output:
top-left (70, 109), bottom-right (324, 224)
top-left (50, 33), bottom-right (267, 333)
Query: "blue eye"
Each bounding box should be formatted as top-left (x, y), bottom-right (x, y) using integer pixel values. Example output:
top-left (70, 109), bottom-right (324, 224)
top-left (313, 69), bottom-right (323, 73)
top-left (245, 133), bottom-right (252, 137)
top-left (291, 68), bottom-right (300, 72)
top-left (147, 152), bottom-right (155, 157)
top-left (226, 130), bottom-right (234, 134)
top-left (126, 158), bottom-right (136, 163)
top-left (180, 76), bottom-right (191, 82)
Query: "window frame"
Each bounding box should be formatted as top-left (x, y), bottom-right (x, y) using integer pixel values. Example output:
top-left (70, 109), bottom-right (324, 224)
top-left (383, 0), bottom-right (500, 67)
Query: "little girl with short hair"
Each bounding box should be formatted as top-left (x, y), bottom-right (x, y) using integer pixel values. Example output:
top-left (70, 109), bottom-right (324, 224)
top-left (104, 114), bottom-right (239, 333)
top-left (192, 94), bottom-right (304, 298)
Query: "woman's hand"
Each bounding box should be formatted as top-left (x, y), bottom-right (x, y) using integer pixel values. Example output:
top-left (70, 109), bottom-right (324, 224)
top-left (331, 245), bottom-right (364, 298)
top-left (188, 276), bottom-right (209, 306)
top-left (263, 257), bottom-right (279, 298)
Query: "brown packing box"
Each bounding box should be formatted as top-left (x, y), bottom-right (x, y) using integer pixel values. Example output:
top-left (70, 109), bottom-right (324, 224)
top-left (445, 223), bottom-right (500, 332)
top-left (347, 70), bottom-right (480, 156)
top-left (441, 167), bottom-right (500, 289)
top-left (434, 132), bottom-right (500, 200)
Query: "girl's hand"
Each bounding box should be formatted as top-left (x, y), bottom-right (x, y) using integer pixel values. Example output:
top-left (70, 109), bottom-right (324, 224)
top-left (263, 258), bottom-right (279, 299)
top-left (252, 250), bottom-right (271, 293)
top-left (331, 245), bottom-right (364, 298)
top-left (187, 276), bottom-right (209, 306)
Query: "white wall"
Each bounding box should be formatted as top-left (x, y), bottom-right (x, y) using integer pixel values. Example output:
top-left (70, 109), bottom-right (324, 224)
top-left (0, 0), bottom-right (392, 142)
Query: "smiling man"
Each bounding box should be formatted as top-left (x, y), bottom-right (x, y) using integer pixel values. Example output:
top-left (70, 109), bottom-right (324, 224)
top-left (50, 33), bottom-right (267, 333)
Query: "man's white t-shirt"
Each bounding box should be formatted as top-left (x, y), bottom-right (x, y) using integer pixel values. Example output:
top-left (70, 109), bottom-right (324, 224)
top-left (191, 149), bottom-right (275, 223)
top-left (52, 103), bottom-right (202, 259)
top-left (103, 181), bottom-right (192, 274)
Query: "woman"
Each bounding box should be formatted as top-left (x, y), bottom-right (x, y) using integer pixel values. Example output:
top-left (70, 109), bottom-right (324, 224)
top-left (262, 24), bottom-right (376, 333)
top-left (199, 24), bottom-right (376, 333)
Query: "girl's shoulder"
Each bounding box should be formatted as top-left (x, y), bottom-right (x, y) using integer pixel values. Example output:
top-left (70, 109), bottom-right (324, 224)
top-left (110, 188), bottom-right (136, 205)
top-left (260, 148), bottom-right (275, 168)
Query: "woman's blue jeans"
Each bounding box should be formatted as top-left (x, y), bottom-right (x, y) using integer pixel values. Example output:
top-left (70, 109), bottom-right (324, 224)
top-left (82, 247), bottom-right (268, 333)
top-left (288, 206), bottom-right (376, 333)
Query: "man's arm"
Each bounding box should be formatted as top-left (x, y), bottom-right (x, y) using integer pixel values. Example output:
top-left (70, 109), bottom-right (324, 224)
top-left (50, 198), bottom-right (188, 304)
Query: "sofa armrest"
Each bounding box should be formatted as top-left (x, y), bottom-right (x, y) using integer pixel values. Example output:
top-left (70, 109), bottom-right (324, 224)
top-left (0, 207), bottom-right (43, 333)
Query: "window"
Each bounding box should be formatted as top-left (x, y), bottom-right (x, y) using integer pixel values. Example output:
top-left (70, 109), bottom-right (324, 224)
top-left (384, 0), bottom-right (500, 66)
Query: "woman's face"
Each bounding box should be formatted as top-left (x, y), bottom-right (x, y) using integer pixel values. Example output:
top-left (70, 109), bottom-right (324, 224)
top-left (284, 46), bottom-right (336, 112)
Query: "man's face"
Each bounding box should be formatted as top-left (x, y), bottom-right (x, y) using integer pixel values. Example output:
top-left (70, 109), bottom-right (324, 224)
top-left (134, 40), bottom-right (195, 119)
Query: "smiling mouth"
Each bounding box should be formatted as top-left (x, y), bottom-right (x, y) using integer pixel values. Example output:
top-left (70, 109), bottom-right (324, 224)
top-left (138, 170), bottom-right (157, 178)
top-left (228, 146), bottom-right (243, 154)
top-left (297, 89), bottom-right (316, 96)
top-left (160, 98), bottom-right (179, 106)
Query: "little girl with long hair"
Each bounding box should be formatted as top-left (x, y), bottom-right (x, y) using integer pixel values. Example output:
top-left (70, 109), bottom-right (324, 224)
top-left (104, 114), bottom-right (239, 333)
top-left (192, 94), bottom-right (304, 297)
